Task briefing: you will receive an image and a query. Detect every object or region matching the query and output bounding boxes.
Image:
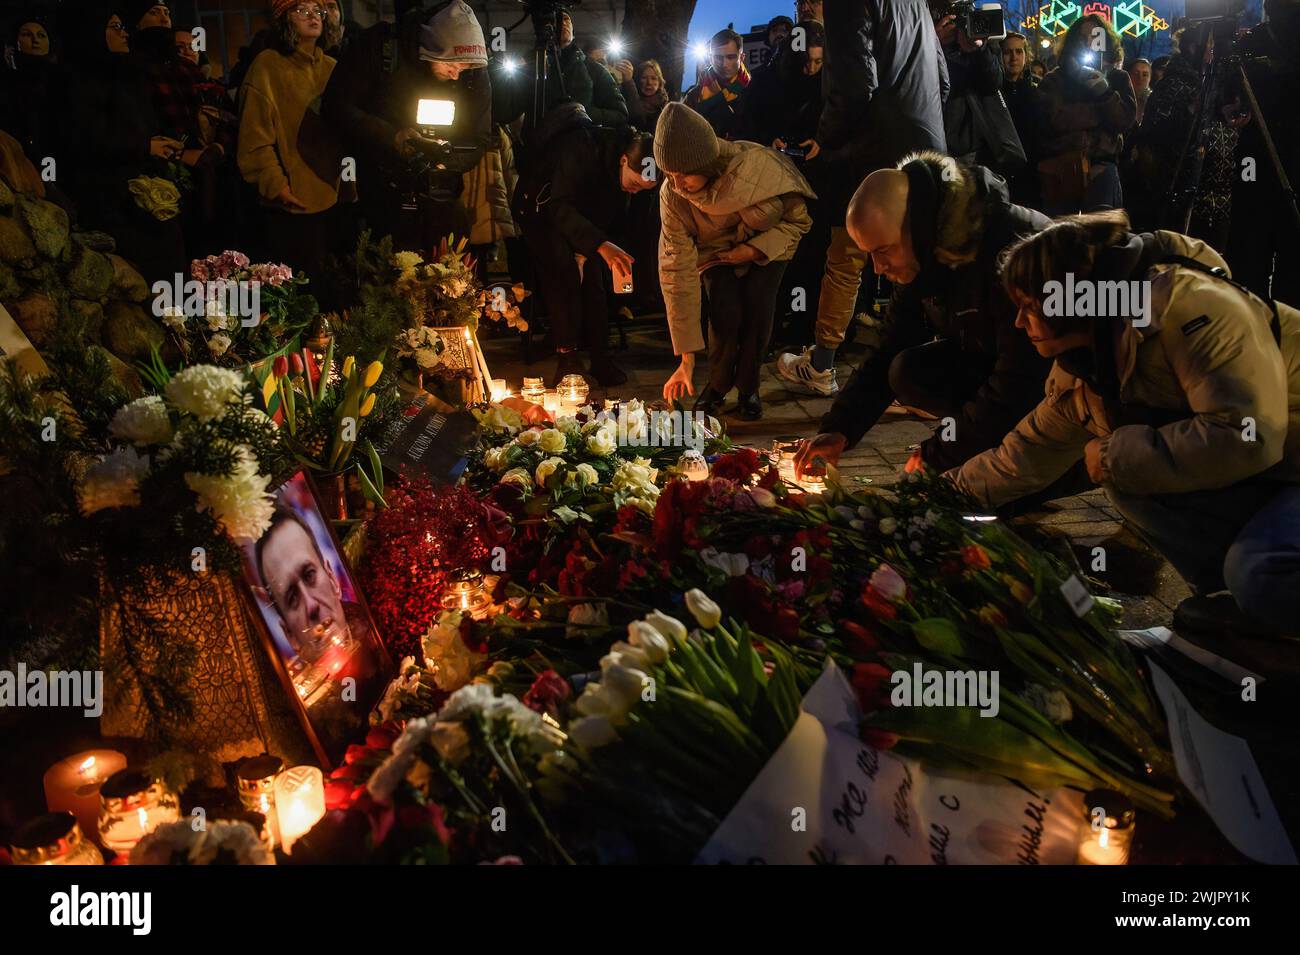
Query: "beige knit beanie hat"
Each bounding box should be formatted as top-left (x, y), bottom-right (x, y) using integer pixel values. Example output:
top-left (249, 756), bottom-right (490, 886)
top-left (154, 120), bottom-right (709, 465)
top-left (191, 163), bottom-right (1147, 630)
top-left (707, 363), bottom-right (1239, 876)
top-left (653, 102), bottom-right (720, 175)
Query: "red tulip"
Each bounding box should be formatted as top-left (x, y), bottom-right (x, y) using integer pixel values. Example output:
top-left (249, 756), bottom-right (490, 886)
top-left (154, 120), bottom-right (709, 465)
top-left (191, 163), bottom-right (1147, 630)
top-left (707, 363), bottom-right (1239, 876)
top-left (272, 355), bottom-right (288, 379)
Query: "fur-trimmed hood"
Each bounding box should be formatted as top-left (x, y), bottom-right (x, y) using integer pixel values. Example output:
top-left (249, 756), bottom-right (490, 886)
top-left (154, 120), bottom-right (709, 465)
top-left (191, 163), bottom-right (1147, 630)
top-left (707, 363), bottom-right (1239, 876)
top-left (898, 150), bottom-right (1015, 268)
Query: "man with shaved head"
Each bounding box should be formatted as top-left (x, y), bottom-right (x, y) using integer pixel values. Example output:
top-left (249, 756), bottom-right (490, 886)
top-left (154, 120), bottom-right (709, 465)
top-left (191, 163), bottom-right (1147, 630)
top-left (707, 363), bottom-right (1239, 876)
top-left (796, 152), bottom-right (1074, 493)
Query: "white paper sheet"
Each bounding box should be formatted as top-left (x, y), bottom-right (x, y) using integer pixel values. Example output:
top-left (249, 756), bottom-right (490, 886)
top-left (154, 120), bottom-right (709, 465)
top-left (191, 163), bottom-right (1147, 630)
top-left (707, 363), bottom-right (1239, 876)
top-left (696, 663), bottom-right (1083, 864)
top-left (1148, 662), bottom-right (1296, 865)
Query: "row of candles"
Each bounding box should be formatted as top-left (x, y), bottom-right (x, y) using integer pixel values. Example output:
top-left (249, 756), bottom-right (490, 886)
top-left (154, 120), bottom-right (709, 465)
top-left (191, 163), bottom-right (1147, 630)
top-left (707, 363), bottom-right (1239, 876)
top-left (10, 750), bottom-right (327, 864)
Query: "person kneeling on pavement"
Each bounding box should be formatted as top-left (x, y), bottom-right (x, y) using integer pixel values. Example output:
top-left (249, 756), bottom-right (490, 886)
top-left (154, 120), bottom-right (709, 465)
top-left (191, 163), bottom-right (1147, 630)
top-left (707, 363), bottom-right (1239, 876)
top-left (658, 102), bottom-right (815, 421)
top-left (950, 210), bottom-right (1300, 640)
top-left (796, 152), bottom-right (1066, 484)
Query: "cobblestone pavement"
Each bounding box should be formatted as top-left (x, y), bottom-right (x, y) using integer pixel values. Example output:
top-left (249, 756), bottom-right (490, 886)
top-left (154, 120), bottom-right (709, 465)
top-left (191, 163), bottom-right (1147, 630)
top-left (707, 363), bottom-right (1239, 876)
top-left (484, 320), bottom-right (1300, 858)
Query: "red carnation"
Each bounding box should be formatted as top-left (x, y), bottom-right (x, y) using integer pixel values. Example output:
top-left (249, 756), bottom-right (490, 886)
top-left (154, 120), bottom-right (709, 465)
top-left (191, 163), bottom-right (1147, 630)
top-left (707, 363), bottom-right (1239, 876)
top-left (711, 447), bottom-right (762, 482)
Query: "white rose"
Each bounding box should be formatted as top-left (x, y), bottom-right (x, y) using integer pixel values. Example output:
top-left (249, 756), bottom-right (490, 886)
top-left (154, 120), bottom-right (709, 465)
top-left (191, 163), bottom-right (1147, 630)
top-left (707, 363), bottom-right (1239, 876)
top-left (684, 589), bottom-right (722, 629)
top-left (516, 428), bottom-right (542, 447)
top-left (534, 456), bottom-right (565, 488)
top-left (483, 446), bottom-right (510, 472)
top-left (586, 426), bottom-right (617, 456)
top-left (566, 462), bottom-right (598, 488)
top-left (500, 467), bottom-right (532, 490)
top-left (537, 428), bottom-right (567, 453)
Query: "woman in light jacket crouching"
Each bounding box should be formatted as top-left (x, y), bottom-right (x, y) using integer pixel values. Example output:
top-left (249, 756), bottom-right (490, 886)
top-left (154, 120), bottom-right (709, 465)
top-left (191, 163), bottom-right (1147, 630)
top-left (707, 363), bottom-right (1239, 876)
top-left (657, 102), bottom-right (814, 420)
top-left (950, 210), bottom-right (1300, 640)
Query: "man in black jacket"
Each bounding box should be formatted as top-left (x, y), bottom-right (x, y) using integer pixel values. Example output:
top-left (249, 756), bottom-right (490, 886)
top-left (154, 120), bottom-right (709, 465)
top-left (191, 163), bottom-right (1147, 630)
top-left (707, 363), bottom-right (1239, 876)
top-left (774, 0), bottom-right (948, 398)
top-left (512, 122), bottom-right (656, 386)
top-left (795, 152), bottom-right (1060, 482)
top-left (323, 0), bottom-right (492, 252)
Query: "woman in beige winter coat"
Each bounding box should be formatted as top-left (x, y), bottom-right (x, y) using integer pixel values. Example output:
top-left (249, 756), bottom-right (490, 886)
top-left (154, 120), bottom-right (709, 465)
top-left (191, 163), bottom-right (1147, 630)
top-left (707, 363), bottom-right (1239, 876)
top-left (951, 209), bottom-right (1300, 639)
top-left (656, 102), bottom-right (815, 420)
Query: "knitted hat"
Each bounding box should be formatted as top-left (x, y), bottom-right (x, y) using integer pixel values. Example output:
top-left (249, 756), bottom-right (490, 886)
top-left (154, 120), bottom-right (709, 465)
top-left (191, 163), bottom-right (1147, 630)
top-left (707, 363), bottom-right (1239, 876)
top-left (418, 1), bottom-right (487, 66)
top-left (270, 0), bottom-right (301, 18)
top-left (123, 1), bottom-right (169, 30)
top-left (653, 102), bottom-right (720, 175)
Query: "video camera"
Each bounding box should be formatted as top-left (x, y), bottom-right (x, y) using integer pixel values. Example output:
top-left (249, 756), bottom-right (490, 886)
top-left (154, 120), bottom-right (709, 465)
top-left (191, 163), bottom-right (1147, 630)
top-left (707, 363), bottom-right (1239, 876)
top-left (400, 98), bottom-right (477, 202)
top-left (937, 0), bottom-right (1007, 42)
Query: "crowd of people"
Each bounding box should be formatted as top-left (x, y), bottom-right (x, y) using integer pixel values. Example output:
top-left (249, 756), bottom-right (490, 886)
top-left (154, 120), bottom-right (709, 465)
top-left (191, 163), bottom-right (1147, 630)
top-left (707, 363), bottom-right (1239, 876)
top-left (2, 0), bottom-right (1299, 641)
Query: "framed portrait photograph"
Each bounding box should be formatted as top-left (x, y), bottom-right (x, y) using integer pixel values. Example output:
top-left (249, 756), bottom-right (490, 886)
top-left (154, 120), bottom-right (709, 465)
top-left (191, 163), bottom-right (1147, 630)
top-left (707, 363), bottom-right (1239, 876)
top-left (237, 471), bottom-right (393, 767)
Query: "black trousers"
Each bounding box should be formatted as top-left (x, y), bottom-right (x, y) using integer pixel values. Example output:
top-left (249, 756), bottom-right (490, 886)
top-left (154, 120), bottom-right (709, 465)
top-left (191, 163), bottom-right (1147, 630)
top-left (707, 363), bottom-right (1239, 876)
top-left (524, 223), bottom-right (610, 357)
top-left (702, 260), bottom-right (789, 396)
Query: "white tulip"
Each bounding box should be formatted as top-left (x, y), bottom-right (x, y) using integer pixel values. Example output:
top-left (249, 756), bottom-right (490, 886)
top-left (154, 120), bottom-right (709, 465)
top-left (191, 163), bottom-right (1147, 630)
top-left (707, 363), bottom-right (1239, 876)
top-left (568, 715), bottom-right (618, 750)
top-left (626, 621), bottom-right (671, 663)
top-left (644, 609), bottom-right (688, 643)
top-left (684, 589), bottom-right (723, 629)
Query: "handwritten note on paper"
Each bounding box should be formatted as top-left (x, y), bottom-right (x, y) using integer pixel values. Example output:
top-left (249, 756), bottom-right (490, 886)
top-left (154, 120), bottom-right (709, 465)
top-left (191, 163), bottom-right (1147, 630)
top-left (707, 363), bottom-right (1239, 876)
top-left (696, 663), bottom-right (1082, 865)
top-left (1148, 662), bottom-right (1296, 865)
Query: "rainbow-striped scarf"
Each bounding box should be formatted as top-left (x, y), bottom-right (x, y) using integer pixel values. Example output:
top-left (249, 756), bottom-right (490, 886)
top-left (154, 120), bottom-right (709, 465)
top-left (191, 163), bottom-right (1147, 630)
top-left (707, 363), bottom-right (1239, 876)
top-left (697, 63), bottom-right (751, 103)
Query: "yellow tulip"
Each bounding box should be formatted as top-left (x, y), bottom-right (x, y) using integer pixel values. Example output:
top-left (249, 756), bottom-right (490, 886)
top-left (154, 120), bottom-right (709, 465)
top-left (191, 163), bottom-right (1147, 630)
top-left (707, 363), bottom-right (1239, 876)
top-left (363, 361), bottom-right (383, 388)
top-left (341, 356), bottom-right (356, 380)
top-left (359, 393), bottom-right (376, 417)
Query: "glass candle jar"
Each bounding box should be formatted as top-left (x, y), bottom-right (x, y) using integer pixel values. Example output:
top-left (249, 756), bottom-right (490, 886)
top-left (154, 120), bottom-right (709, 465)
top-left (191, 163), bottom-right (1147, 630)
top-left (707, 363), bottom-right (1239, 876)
top-left (275, 766), bottom-right (326, 855)
top-left (96, 769), bottom-right (181, 856)
top-left (557, 374), bottom-right (589, 411)
top-left (44, 749), bottom-right (127, 843)
top-left (441, 567), bottom-right (494, 618)
top-left (1076, 789), bottom-right (1135, 865)
top-left (520, 377), bottom-right (545, 405)
top-left (10, 812), bottom-right (104, 865)
top-left (489, 378), bottom-right (510, 402)
top-left (542, 390), bottom-right (562, 416)
top-left (236, 754), bottom-right (284, 850)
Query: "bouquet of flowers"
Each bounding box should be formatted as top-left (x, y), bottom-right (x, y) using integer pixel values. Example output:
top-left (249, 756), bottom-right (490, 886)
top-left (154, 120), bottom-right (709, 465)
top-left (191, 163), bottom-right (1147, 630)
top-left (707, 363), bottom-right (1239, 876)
top-left (258, 343), bottom-right (395, 503)
top-left (159, 251), bottom-right (318, 368)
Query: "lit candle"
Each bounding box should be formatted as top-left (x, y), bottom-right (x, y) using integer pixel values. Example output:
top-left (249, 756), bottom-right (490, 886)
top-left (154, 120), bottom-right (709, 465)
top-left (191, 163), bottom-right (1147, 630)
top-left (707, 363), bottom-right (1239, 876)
top-left (520, 377), bottom-right (546, 405)
top-left (543, 390), bottom-right (561, 416)
top-left (44, 749), bottom-right (127, 842)
top-left (9, 813), bottom-right (104, 866)
top-left (96, 769), bottom-right (180, 856)
top-left (236, 754), bottom-right (284, 850)
top-left (1076, 789), bottom-right (1135, 865)
top-left (440, 568), bottom-right (494, 618)
top-left (557, 374), bottom-right (589, 412)
top-left (490, 378), bottom-right (510, 402)
top-left (275, 766), bottom-right (326, 855)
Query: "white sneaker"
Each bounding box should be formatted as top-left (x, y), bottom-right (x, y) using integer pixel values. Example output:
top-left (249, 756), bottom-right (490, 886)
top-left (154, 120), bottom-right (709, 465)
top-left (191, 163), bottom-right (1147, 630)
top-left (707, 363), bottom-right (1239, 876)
top-left (775, 346), bottom-right (839, 396)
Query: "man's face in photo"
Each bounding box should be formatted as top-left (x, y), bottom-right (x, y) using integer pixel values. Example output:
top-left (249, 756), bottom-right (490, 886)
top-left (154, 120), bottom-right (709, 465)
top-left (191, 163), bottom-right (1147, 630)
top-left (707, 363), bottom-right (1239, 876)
top-left (796, 0), bottom-right (823, 22)
top-left (711, 40), bottom-right (742, 81)
top-left (1002, 37), bottom-right (1027, 81)
top-left (260, 517), bottom-right (348, 662)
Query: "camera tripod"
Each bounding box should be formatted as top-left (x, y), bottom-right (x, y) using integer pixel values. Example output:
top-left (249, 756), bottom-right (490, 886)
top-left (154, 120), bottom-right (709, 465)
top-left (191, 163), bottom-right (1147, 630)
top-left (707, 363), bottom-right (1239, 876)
top-left (507, 0), bottom-right (576, 131)
top-left (1163, 24), bottom-right (1300, 238)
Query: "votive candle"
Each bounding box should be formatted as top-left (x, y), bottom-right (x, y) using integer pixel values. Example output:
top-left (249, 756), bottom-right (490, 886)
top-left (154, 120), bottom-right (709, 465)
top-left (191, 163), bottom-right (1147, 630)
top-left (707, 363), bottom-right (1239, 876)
top-left (44, 749), bottom-right (127, 842)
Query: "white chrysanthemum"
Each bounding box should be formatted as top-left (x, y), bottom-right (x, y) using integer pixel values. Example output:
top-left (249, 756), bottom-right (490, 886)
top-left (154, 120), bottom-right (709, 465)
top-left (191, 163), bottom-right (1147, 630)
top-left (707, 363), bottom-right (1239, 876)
top-left (109, 395), bottom-right (173, 447)
top-left (165, 365), bottom-right (246, 422)
top-left (78, 447), bottom-right (151, 515)
top-left (184, 446), bottom-right (275, 540)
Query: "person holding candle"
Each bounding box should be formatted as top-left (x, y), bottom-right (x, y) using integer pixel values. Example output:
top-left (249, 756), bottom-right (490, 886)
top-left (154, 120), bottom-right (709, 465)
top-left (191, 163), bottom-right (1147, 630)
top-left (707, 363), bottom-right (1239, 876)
top-left (657, 102), bottom-right (815, 420)
top-left (513, 122), bottom-right (658, 388)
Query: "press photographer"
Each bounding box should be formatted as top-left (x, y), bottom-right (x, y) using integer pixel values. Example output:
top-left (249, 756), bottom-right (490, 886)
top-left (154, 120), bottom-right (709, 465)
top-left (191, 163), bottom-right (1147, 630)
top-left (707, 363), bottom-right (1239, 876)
top-left (324, 0), bottom-right (492, 251)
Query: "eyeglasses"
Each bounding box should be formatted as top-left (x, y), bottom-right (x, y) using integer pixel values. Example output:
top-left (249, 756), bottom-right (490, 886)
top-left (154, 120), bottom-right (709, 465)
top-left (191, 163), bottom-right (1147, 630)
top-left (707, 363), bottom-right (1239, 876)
top-left (290, 5), bottom-right (325, 17)
top-left (106, 23), bottom-right (127, 33)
